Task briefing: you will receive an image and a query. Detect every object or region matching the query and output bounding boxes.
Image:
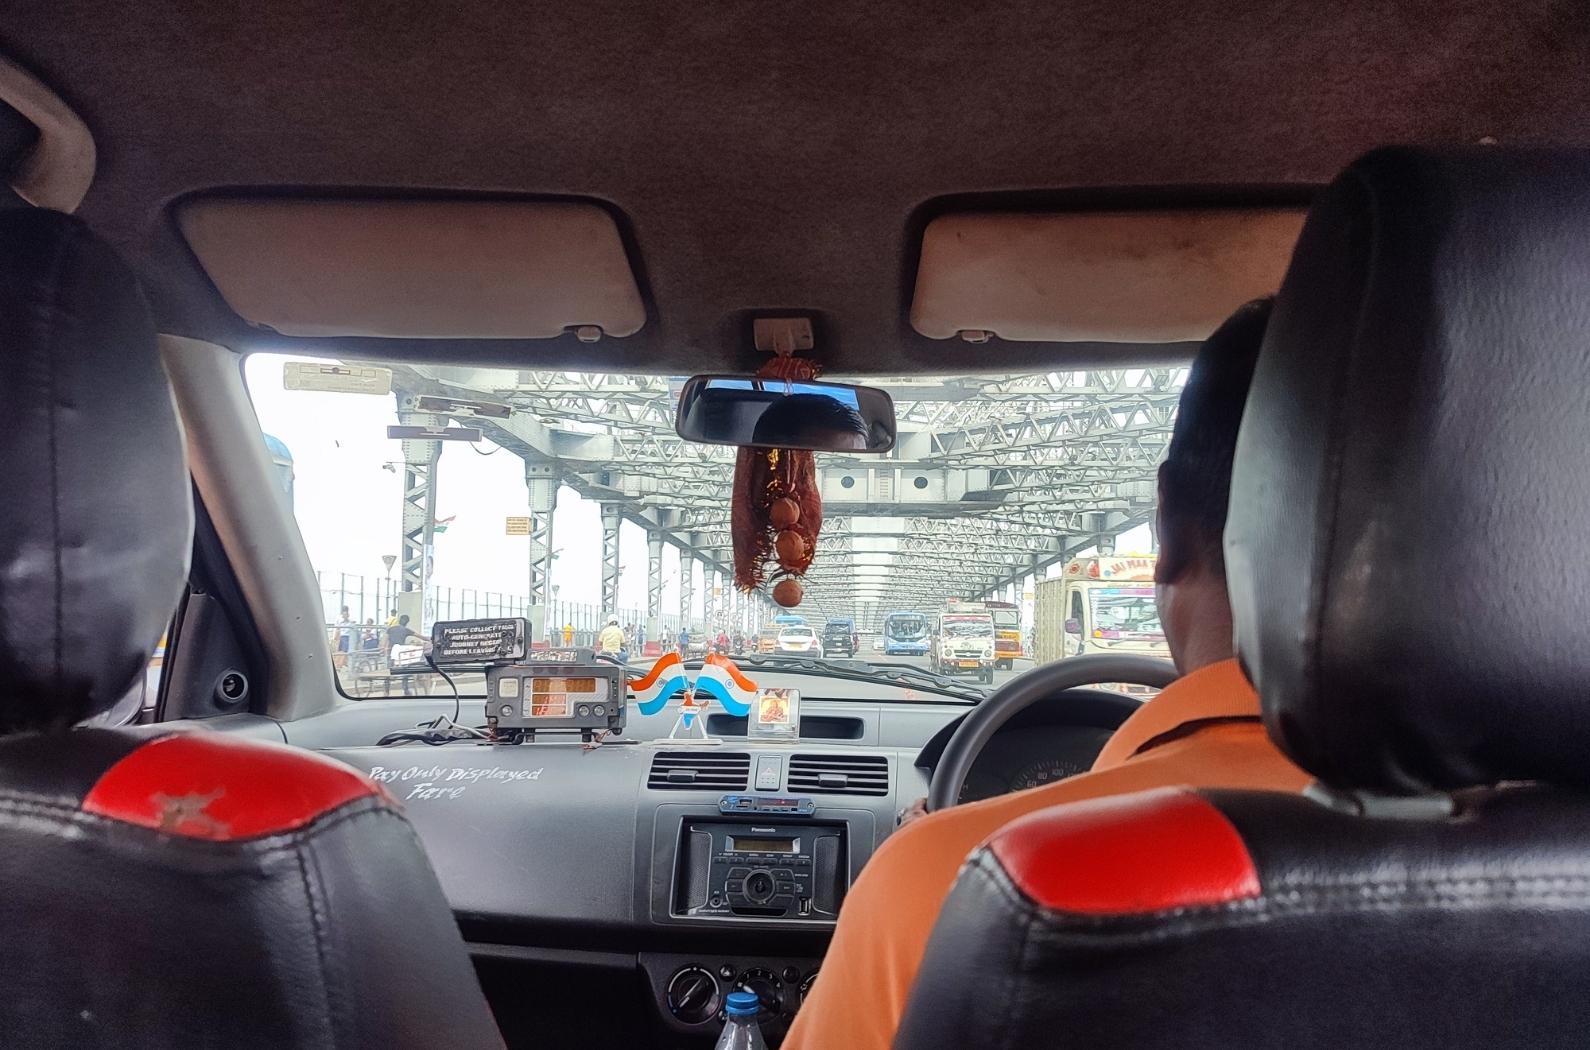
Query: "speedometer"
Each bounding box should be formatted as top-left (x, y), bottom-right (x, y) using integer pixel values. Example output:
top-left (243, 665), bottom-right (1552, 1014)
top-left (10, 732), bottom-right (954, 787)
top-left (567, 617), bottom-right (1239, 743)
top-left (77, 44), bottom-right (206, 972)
top-left (1010, 758), bottom-right (1089, 792)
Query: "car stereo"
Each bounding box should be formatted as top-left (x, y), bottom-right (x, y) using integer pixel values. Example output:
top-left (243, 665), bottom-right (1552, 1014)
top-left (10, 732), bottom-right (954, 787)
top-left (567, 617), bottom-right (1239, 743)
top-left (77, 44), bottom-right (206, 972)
top-left (674, 819), bottom-right (847, 921)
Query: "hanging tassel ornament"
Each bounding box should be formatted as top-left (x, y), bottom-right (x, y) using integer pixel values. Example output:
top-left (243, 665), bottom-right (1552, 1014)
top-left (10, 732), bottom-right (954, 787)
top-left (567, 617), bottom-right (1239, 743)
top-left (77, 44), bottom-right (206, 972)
top-left (731, 356), bottom-right (824, 607)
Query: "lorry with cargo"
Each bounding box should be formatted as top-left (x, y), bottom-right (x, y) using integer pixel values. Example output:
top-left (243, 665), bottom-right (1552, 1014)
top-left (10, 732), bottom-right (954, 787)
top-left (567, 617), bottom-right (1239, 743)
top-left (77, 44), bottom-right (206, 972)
top-left (1032, 556), bottom-right (1169, 672)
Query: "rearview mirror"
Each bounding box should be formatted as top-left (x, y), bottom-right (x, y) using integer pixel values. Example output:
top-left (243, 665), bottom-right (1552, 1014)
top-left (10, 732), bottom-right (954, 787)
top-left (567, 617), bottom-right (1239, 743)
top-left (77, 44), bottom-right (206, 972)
top-left (675, 374), bottom-right (896, 453)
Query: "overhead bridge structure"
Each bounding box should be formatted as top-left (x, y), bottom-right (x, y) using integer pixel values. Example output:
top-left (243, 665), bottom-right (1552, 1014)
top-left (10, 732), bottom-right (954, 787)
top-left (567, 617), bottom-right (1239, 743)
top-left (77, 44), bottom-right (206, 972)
top-left (385, 365), bottom-right (1183, 636)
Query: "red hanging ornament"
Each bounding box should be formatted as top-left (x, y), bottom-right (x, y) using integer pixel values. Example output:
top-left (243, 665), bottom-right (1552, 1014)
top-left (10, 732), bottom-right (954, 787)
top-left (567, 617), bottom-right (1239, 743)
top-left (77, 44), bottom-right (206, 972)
top-left (731, 355), bottom-right (824, 604)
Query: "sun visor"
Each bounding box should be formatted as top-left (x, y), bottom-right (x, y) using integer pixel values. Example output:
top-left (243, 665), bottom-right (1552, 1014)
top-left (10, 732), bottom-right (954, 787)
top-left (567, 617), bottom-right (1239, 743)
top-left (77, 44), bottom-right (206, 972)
top-left (178, 198), bottom-right (646, 339)
top-left (910, 208), bottom-right (1306, 343)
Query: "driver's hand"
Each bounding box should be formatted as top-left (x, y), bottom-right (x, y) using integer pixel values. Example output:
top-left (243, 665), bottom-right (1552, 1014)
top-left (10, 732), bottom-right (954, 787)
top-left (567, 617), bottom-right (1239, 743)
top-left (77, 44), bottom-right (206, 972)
top-left (897, 796), bottom-right (930, 828)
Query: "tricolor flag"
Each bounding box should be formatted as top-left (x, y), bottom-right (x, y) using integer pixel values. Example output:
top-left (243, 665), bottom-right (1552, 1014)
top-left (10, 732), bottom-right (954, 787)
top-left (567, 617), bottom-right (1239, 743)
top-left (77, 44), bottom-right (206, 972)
top-left (691, 653), bottom-right (757, 717)
top-left (632, 652), bottom-right (690, 715)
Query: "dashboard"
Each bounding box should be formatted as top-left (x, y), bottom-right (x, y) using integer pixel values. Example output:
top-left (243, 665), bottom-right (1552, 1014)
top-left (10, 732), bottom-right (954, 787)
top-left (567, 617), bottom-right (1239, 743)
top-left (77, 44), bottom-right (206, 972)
top-left (282, 683), bottom-right (1138, 1046)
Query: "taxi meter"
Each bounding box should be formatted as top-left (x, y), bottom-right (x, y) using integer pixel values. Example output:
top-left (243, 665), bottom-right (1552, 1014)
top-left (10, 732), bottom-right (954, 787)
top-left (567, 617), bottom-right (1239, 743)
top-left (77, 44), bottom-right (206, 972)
top-left (486, 647), bottom-right (626, 742)
top-left (426, 618), bottom-right (627, 742)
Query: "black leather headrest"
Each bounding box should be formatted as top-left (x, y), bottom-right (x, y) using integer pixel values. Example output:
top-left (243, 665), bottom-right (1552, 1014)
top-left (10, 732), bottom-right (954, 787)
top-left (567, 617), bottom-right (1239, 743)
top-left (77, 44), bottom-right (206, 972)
top-left (0, 209), bottom-right (192, 732)
top-left (1225, 147), bottom-right (1590, 794)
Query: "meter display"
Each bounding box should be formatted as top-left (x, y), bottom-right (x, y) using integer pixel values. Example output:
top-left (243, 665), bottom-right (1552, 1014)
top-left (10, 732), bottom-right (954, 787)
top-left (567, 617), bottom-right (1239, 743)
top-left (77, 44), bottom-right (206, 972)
top-left (528, 677), bottom-right (607, 717)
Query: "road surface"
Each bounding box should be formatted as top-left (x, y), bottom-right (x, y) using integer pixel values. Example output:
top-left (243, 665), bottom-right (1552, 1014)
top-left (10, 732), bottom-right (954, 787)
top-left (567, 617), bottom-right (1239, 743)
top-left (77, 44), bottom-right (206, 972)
top-left (860, 652), bottom-right (1037, 689)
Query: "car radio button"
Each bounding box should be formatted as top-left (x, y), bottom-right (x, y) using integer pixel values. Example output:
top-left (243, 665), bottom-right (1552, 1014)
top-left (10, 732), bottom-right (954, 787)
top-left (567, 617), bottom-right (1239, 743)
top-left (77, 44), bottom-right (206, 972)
top-left (742, 869), bottom-right (777, 903)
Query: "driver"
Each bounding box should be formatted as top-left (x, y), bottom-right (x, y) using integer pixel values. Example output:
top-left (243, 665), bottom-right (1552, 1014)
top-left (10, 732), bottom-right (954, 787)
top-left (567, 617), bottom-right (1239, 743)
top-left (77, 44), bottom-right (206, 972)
top-left (784, 299), bottom-right (1311, 1050)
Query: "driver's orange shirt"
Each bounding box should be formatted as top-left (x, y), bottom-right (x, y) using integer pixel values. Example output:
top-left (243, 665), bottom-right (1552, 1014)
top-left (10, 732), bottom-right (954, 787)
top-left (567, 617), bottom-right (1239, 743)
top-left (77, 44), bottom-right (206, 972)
top-left (782, 659), bottom-right (1310, 1050)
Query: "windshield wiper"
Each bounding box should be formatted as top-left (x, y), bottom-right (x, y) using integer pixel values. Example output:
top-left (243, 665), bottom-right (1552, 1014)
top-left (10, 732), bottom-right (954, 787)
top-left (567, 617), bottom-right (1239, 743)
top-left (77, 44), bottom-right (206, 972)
top-left (711, 654), bottom-right (989, 701)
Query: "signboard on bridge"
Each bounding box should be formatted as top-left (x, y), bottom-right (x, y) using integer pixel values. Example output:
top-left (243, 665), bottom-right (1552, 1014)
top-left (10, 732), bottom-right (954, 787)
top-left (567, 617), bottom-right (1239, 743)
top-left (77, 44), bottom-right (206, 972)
top-left (283, 362), bottom-right (392, 395)
top-left (414, 394), bottom-right (513, 419)
top-left (386, 425), bottom-right (483, 442)
top-left (505, 516), bottom-right (532, 536)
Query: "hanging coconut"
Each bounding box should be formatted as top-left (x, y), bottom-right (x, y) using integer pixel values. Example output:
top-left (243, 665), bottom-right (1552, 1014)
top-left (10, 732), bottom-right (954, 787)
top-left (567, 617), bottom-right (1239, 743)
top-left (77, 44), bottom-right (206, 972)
top-left (771, 577), bottom-right (804, 608)
top-left (730, 355), bottom-right (824, 607)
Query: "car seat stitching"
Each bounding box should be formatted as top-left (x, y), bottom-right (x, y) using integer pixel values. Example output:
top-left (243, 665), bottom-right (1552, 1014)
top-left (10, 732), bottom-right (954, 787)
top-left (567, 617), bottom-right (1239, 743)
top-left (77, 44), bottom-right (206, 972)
top-left (294, 842), bottom-right (340, 1048)
top-left (39, 224), bottom-right (74, 699)
top-left (1308, 167), bottom-right (1380, 776)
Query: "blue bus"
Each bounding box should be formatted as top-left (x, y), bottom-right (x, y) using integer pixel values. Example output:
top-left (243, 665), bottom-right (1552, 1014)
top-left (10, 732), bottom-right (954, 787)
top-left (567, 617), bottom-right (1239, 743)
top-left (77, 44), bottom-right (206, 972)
top-left (882, 611), bottom-right (930, 656)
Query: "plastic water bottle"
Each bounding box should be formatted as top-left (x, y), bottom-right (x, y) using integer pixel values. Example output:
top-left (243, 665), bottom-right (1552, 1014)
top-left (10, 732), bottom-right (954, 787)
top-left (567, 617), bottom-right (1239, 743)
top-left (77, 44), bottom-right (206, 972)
top-left (714, 991), bottom-right (768, 1050)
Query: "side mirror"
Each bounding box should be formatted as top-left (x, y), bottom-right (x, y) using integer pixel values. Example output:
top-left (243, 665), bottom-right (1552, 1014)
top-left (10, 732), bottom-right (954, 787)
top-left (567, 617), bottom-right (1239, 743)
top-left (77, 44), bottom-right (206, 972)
top-left (675, 374), bottom-right (896, 453)
top-left (1064, 618), bottom-right (1082, 635)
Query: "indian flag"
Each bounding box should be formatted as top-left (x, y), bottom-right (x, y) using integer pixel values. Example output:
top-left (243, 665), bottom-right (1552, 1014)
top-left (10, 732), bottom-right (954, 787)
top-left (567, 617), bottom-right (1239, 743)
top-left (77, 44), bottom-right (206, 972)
top-left (632, 652), bottom-right (690, 715)
top-left (432, 515), bottom-right (456, 533)
top-left (693, 653), bottom-right (757, 717)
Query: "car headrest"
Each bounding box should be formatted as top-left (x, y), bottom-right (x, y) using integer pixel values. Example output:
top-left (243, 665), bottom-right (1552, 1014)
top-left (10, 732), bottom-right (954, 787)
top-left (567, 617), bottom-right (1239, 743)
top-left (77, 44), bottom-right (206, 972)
top-left (0, 209), bottom-right (192, 732)
top-left (1225, 147), bottom-right (1590, 794)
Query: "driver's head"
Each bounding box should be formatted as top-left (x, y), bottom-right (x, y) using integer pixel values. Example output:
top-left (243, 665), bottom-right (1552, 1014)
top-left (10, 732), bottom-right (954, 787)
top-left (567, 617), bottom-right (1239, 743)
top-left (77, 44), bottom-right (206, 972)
top-left (1155, 297), bottom-right (1271, 674)
top-left (752, 393), bottom-right (870, 450)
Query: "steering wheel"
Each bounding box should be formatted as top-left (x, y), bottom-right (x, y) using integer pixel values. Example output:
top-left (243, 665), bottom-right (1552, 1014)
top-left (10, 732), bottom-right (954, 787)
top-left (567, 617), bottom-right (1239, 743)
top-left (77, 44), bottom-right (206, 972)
top-left (926, 654), bottom-right (1180, 812)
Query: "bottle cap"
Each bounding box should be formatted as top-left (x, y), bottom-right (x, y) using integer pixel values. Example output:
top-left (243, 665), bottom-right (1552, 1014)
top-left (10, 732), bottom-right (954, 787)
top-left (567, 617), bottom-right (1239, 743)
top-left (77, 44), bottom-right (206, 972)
top-left (725, 991), bottom-right (760, 1018)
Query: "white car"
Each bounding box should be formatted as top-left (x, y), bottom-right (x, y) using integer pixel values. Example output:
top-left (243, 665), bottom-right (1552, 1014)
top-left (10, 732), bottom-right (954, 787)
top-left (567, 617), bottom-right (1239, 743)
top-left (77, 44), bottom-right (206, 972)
top-left (776, 625), bottom-right (823, 656)
top-left (872, 637), bottom-right (885, 651)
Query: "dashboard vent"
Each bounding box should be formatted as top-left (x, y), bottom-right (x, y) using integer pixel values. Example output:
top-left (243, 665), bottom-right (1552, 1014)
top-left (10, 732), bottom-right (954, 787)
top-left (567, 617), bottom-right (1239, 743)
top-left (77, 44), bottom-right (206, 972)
top-left (788, 754), bottom-right (890, 796)
top-left (647, 751), bottom-right (751, 791)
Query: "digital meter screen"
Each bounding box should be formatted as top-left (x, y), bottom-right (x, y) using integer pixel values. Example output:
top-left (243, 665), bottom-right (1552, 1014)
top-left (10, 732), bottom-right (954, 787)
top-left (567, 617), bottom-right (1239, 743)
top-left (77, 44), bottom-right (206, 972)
top-left (526, 676), bottom-right (606, 717)
top-left (729, 836), bottom-right (797, 854)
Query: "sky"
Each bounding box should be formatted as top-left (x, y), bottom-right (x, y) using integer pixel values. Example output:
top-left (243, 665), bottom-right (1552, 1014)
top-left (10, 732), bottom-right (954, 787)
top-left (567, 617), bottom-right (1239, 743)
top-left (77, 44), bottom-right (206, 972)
top-left (245, 353), bottom-right (1154, 628)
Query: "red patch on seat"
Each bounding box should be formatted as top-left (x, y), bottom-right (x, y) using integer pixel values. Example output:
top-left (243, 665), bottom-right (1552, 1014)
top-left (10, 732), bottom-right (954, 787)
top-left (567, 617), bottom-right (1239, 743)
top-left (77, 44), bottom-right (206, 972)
top-left (987, 787), bottom-right (1260, 914)
top-left (83, 733), bottom-right (386, 841)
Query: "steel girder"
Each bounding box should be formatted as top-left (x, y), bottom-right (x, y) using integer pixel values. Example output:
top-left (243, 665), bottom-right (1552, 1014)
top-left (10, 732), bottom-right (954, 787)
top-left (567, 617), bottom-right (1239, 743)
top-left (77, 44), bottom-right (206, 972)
top-left (386, 364), bottom-right (1180, 621)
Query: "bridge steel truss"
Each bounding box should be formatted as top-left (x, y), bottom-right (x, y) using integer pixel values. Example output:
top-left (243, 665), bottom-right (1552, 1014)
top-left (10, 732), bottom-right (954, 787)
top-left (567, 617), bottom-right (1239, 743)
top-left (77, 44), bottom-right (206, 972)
top-left (385, 365), bottom-right (1182, 633)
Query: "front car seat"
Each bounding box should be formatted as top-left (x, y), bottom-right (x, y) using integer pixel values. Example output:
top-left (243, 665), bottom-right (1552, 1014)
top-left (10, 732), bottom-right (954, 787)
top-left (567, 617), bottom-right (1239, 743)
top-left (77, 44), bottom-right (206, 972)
top-left (0, 208), bottom-right (503, 1048)
top-left (893, 146), bottom-right (1590, 1050)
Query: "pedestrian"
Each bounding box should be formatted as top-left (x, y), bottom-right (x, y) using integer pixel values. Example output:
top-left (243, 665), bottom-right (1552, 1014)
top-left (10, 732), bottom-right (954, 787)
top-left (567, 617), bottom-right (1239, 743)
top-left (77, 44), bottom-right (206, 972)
top-left (563, 622), bottom-right (575, 646)
top-left (336, 606), bottom-right (354, 654)
top-left (361, 618), bottom-right (379, 650)
top-left (385, 614), bottom-right (420, 696)
top-left (598, 617), bottom-right (626, 662)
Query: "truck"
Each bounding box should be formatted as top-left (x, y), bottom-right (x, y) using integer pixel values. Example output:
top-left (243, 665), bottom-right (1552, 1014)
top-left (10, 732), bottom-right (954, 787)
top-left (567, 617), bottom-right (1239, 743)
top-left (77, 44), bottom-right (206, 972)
top-left (947, 598), bottom-right (1021, 669)
top-left (1033, 556), bottom-right (1168, 670)
top-left (931, 606), bottom-right (997, 683)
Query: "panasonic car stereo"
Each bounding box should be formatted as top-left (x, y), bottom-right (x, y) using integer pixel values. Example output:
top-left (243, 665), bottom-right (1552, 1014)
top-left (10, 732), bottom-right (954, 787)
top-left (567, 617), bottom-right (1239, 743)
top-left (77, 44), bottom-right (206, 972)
top-left (674, 820), bottom-right (847, 922)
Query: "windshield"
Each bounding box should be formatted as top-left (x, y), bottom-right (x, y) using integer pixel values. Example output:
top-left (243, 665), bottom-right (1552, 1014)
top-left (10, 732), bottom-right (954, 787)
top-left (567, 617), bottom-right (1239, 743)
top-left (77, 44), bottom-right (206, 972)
top-left (244, 355), bottom-right (1180, 699)
top-left (1088, 586), bottom-right (1164, 642)
top-left (884, 614), bottom-right (928, 640)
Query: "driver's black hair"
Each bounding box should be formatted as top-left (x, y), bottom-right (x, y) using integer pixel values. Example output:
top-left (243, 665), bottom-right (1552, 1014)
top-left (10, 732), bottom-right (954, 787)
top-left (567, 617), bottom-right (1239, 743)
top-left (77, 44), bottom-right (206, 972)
top-left (1156, 297), bottom-right (1272, 584)
top-left (752, 392), bottom-right (869, 447)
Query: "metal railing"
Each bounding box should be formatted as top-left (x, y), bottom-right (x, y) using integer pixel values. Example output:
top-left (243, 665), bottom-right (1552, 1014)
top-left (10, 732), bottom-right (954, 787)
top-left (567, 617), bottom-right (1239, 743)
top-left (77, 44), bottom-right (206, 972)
top-left (315, 570), bottom-right (735, 650)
